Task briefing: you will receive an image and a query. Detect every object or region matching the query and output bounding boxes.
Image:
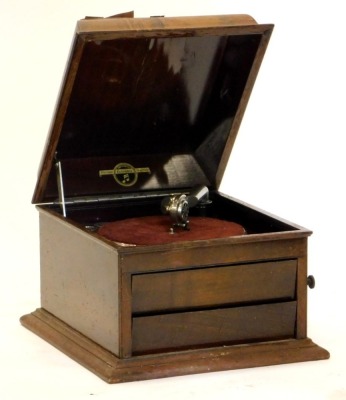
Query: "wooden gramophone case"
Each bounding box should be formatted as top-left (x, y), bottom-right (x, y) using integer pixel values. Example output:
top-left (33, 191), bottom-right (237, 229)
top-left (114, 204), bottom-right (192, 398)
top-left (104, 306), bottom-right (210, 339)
top-left (21, 13), bottom-right (329, 383)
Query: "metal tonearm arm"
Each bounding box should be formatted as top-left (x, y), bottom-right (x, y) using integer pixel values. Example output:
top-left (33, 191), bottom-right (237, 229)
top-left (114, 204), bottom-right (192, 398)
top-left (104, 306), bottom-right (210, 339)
top-left (161, 185), bottom-right (210, 233)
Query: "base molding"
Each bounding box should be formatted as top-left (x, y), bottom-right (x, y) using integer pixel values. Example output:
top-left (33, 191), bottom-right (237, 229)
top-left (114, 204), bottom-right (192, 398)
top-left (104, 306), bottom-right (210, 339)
top-left (20, 308), bottom-right (330, 384)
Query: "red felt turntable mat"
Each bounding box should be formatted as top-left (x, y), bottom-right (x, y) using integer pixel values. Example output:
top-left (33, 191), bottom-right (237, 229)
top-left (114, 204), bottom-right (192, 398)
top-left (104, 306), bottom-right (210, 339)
top-left (98, 216), bottom-right (245, 245)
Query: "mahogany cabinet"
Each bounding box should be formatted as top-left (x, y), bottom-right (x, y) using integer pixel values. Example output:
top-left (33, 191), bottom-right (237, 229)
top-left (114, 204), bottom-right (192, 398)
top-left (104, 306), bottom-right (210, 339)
top-left (21, 12), bottom-right (329, 383)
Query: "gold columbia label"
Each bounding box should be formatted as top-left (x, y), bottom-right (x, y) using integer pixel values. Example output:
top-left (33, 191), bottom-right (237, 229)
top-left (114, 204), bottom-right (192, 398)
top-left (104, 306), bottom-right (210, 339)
top-left (99, 163), bottom-right (151, 187)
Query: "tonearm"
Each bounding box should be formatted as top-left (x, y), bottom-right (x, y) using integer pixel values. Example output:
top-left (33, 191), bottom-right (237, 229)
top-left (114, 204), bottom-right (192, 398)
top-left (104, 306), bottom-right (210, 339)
top-left (161, 185), bottom-right (211, 233)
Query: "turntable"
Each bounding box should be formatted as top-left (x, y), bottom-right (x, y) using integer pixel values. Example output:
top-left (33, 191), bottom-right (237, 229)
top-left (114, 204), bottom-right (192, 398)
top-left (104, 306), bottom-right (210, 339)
top-left (20, 12), bottom-right (329, 383)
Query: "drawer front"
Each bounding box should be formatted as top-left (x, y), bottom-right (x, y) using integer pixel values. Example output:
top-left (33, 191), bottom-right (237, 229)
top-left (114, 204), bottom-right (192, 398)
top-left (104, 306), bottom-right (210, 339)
top-left (132, 260), bottom-right (297, 314)
top-left (132, 301), bottom-right (297, 354)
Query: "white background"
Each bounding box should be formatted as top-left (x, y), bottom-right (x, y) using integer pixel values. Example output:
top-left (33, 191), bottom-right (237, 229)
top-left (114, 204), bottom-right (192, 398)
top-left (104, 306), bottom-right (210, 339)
top-left (1, 1), bottom-right (345, 399)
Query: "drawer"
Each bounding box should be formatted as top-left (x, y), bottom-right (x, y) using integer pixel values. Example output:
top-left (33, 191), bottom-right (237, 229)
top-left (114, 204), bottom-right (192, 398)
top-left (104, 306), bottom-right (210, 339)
top-left (132, 260), bottom-right (297, 314)
top-left (132, 301), bottom-right (297, 354)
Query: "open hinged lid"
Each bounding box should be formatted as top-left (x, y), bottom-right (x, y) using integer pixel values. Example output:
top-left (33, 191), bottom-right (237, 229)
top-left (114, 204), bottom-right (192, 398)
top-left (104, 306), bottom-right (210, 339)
top-left (33, 13), bottom-right (274, 205)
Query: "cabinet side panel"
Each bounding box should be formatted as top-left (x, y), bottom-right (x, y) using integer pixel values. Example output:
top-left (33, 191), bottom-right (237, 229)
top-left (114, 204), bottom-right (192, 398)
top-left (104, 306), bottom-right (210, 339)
top-left (39, 210), bottom-right (120, 355)
top-left (296, 252), bottom-right (308, 338)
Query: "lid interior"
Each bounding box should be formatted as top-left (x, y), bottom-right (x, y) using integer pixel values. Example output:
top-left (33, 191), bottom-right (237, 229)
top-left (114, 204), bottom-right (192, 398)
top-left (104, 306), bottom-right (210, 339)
top-left (34, 18), bottom-right (273, 203)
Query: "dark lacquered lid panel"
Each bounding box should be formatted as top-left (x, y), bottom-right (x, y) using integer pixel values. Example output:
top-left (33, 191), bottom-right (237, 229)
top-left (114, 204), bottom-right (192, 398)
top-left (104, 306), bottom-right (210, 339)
top-left (33, 15), bottom-right (273, 203)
